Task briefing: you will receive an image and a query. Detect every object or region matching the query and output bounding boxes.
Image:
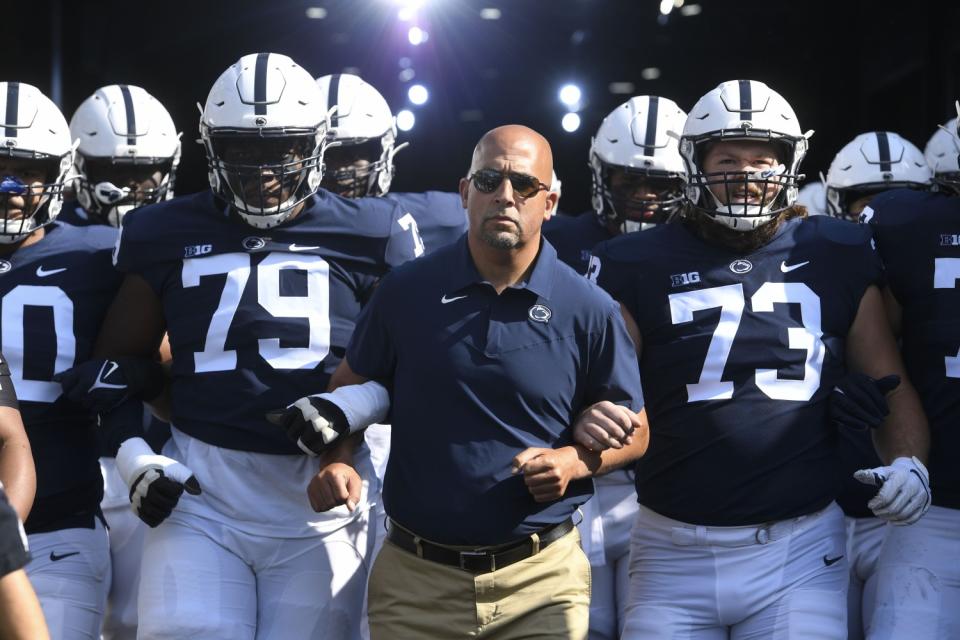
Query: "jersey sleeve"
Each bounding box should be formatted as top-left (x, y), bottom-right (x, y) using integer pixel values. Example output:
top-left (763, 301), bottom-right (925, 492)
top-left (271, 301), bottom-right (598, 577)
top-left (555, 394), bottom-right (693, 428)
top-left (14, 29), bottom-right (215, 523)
top-left (383, 201), bottom-right (425, 268)
top-left (0, 352), bottom-right (18, 409)
top-left (0, 487), bottom-right (29, 577)
top-left (345, 273), bottom-right (399, 383)
top-left (588, 241), bottom-right (640, 315)
top-left (585, 302), bottom-right (644, 412)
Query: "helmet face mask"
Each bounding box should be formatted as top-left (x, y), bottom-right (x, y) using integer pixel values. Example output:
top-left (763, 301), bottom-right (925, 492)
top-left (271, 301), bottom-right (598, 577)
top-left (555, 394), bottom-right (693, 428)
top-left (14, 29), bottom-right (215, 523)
top-left (924, 117), bottom-right (960, 196)
top-left (596, 164), bottom-right (685, 229)
top-left (206, 132), bottom-right (324, 221)
top-left (320, 137), bottom-right (389, 198)
top-left (681, 80), bottom-right (809, 232)
top-left (75, 156), bottom-right (174, 226)
top-left (0, 155), bottom-right (69, 241)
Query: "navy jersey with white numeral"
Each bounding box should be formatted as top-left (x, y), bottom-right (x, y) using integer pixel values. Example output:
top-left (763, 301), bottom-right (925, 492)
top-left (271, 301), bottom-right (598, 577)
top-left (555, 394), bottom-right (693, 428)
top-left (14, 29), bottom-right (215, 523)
top-left (386, 191), bottom-right (467, 254)
top-left (591, 215), bottom-right (881, 525)
top-left (543, 211), bottom-right (614, 275)
top-left (864, 189), bottom-right (960, 509)
top-left (114, 189), bottom-right (421, 454)
top-left (0, 222), bottom-right (122, 532)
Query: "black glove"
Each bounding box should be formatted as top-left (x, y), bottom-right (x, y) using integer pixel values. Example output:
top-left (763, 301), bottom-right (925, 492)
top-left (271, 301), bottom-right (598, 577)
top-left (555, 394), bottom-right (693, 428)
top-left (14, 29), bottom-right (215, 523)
top-left (266, 396), bottom-right (350, 456)
top-left (55, 357), bottom-right (166, 413)
top-left (830, 373), bottom-right (901, 431)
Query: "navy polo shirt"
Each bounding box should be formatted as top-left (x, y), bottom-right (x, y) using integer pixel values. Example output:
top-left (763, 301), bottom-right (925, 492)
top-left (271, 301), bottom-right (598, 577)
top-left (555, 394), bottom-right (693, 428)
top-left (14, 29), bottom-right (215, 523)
top-left (347, 235), bottom-right (644, 545)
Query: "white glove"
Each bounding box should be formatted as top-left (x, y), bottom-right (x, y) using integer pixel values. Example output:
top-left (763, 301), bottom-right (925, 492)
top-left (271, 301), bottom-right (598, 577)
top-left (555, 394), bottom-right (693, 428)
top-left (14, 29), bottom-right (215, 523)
top-left (854, 456), bottom-right (931, 525)
top-left (115, 437), bottom-right (201, 527)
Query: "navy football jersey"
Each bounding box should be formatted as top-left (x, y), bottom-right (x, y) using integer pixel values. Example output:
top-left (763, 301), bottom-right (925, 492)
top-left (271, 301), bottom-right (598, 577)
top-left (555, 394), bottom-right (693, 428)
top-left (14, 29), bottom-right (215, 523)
top-left (0, 222), bottom-right (121, 532)
top-left (386, 191), bottom-right (467, 254)
top-left (865, 189), bottom-right (960, 509)
top-left (543, 211), bottom-right (613, 275)
top-left (591, 216), bottom-right (881, 525)
top-left (114, 190), bottom-right (421, 454)
top-left (55, 201), bottom-right (95, 227)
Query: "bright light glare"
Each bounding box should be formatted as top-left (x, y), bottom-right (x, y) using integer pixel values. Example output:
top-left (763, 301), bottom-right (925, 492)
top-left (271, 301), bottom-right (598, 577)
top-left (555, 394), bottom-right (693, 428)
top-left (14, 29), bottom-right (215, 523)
top-left (398, 68), bottom-right (416, 82)
top-left (680, 3), bottom-right (702, 15)
top-left (397, 110), bottom-right (416, 131)
top-left (408, 26), bottom-right (428, 45)
top-left (305, 7), bottom-right (327, 19)
top-left (558, 84), bottom-right (581, 107)
top-left (561, 112), bottom-right (581, 133)
top-left (408, 84), bottom-right (429, 105)
top-left (641, 67), bottom-right (661, 80)
top-left (480, 8), bottom-right (501, 19)
top-left (659, 0), bottom-right (673, 14)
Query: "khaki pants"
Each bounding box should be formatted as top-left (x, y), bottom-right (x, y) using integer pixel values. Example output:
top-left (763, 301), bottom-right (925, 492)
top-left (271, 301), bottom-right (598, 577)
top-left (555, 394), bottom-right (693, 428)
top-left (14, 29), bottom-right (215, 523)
top-left (368, 527), bottom-right (590, 639)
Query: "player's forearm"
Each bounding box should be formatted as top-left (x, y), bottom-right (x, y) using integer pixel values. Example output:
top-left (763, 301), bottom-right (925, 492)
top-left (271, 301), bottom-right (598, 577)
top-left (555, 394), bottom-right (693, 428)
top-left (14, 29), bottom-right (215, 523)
top-left (0, 411), bottom-right (35, 521)
top-left (0, 571), bottom-right (50, 640)
top-left (566, 423), bottom-right (649, 480)
top-left (873, 378), bottom-right (930, 465)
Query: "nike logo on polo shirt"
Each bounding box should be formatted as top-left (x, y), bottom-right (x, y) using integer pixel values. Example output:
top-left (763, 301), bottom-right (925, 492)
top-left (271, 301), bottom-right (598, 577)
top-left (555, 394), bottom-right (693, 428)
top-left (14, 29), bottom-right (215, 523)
top-left (441, 294), bottom-right (467, 304)
top-left (780, 260), bottom-right (810, 273)
top-left (288, 244), bottom-right (320, 252)
top-left (823, 554), bottom-right (843, 566)
top-left (50, 551), bottom-right (80, 562)
top-left (36, 266), bottom-right (67, 277)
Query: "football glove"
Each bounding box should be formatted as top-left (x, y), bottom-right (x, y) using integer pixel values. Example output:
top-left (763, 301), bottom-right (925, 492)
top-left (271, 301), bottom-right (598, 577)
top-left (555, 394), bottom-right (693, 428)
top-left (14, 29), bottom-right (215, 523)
top-left (115, 437), bottom-right (201, 527)
top-left (829, 373), bottom-right (900, 431)
top-left (854, 456), bottom-right (931, 525)
top-left (55, 357), bottom-right (165, 413)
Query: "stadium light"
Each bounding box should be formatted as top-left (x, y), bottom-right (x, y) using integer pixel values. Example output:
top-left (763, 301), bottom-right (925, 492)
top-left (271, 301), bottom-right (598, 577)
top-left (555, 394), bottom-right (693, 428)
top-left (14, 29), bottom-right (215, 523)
top-left (561, 112), bottom-right (581, 133)
top-left (397, 109), bottom-right (416, 131)
top-left (408, 84), bottom-right (429, 105)
top-left (558, 84), bottom-right (582, 109)
top-left (408, 26), bottom-right (428, 45)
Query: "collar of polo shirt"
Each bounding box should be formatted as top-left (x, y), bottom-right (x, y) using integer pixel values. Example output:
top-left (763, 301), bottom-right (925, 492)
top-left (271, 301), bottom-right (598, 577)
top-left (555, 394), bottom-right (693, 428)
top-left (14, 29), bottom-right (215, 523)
top-left (443, 235), bottom-right (557, 299)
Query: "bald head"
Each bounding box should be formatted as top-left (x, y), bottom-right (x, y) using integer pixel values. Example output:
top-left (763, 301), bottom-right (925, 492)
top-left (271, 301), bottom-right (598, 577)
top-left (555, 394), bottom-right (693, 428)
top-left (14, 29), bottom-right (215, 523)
top-left (469, 125), bottom-right (554, 186)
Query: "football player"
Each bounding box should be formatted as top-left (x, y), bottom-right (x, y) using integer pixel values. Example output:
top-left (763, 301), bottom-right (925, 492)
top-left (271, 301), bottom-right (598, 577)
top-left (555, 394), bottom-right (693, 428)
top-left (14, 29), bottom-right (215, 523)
top-left (852, 114), bottom-right (960, 639)
top-left (924, 117), bottom-right (960, 195)
top-left (585, 80), bottom-right (930, 639)
top-left (67, 84), bottom-right (180, 640)
top-left (546, 95), bottom-right (686, 640)
top-left (543, 95), bottom-right (687, 275)
top-left (824, 131), bottom-right (934, 639)
top-left (825, 131), bottom-right (932, 221)
top-left (315, 73), bottom-right (467, 254)
top-left (58, 54), bottom-right (423, 639)
top-left (0, 82), bottom-right (123, 639)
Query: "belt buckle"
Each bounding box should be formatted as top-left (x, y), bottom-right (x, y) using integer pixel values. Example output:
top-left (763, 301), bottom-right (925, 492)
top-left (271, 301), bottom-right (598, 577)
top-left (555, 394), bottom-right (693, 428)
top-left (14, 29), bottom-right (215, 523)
top-left (459, 550), bottom-right (495, 573)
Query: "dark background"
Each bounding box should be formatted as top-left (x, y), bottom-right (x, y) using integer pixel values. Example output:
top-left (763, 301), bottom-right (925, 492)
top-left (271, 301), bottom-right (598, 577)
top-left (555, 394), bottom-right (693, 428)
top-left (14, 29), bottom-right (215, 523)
top-left (5, 0), bottom-right (957, 214)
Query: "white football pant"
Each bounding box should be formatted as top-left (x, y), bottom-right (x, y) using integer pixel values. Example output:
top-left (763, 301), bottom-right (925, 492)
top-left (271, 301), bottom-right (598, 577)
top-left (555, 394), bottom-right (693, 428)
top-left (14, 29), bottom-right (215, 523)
top-left (845, 516), bottom-right (887, 640)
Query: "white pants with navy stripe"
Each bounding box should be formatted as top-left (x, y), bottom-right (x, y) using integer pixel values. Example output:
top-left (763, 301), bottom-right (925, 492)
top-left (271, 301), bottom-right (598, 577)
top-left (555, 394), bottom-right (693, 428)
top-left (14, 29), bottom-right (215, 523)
top-left (622, 502), bottom-right (848, 639)
top-left (845, 516), bottom-right (886, 640)
top-left (867, 505), bottom-right (960, 640)
top-left (26, 517), bottom-right (111, 640)
top-left (136, 428), bottom-right (376, 640)
top-left (576, 469), bottom-right (636, 640)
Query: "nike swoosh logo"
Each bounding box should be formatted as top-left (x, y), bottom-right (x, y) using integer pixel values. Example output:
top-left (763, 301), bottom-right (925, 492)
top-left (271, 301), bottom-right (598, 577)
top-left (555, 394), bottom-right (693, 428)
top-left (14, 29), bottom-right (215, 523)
top-left (36, 266), bottom-right (67, 277)
top-left (780, 260), bottom-right (810, 273)
top-left (50, 551), bottom-right (80, 562)
top-left (823, 554), bottom-right (844, 567)
top-left (288, 244), bottom-right (320, 252)
top-left (88, 360), bottom-right (126, 392)
top-left (441, 294), bottom-right (467, 304)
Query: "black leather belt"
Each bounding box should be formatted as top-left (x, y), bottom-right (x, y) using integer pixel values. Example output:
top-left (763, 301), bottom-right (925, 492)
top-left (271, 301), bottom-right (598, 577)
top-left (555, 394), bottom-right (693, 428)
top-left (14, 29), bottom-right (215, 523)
top-left (387, 518), bottom-right (575, 574)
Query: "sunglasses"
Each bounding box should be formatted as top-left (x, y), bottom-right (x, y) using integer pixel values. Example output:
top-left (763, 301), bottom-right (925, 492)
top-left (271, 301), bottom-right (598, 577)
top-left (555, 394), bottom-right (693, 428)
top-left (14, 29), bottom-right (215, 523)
top-left (468, 169), bottom-right (549, 198)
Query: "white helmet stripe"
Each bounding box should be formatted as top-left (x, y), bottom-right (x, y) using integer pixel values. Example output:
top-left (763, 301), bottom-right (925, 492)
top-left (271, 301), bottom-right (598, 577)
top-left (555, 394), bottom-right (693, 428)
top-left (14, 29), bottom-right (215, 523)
top-left (876, 131), bottom-right (892, 172)
top-left (328, 73), bottom-right (342, 128)
top-left (254, 52), bottom-right (270, 116)
top-left (4, 82), bottom-right (19, 138)
top-left (642, 96), bottom-right (659, 155)
top-left (118, 84), bottom-right (137, 145)
top-left (738, 79), bottom-right (752, 120)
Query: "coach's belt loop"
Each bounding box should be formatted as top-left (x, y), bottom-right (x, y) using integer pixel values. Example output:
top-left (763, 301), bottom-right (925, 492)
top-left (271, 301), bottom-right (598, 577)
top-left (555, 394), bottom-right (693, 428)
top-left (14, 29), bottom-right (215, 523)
top-left (530, 532), bottom-right (541, 556)
top-left (413, 536), bottom-right (424, 558)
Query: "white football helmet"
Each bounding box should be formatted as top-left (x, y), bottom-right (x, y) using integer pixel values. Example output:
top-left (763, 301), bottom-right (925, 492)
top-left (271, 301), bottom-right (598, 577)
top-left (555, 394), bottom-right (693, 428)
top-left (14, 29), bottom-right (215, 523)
top-left (70, 84), bottom-right (181, 226)
top-left (200, 53), bottom-right (328, 229)
top-left (315, 74), bottom-right (404, 197)
top-left (0, 82), bottom-right (74, 243)
top-left (681, 80), bottom-right (811, 231)
top-left (590, 95), bottom-right (687, 231)
top-left (826, 131), bottom-right (932, 219)
top-left (796, 175), bottom-right (827, 216)
top-left (923, 117), bottom-right (960, 195)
